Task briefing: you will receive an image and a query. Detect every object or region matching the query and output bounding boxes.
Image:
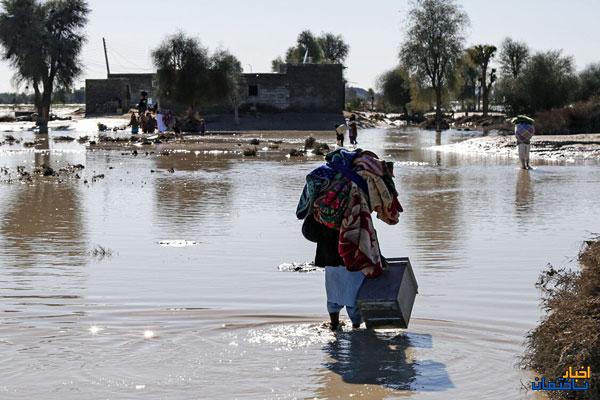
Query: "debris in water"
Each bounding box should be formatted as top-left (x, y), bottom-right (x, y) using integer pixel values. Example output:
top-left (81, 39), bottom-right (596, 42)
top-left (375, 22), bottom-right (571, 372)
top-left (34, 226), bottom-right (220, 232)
top-left (53, 135), bottom-right (75, 142)
top-left (88, 245), bottom-right (114, 259)
top-left (277, 262), bottom-right (320, 273)
top-left (158, 240), bottom-right (199, 247)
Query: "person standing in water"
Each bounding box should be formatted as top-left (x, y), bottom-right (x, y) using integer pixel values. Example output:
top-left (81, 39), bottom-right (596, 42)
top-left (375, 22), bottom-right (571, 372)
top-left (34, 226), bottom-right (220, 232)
top-left (297, 149), bottom-right (402, 331)
top-left (348, 114), bottom-right (358, 145)
top-left (128, 111), bottom-right (139, 134)
top-left (512, 115), bottom-right (535, 169)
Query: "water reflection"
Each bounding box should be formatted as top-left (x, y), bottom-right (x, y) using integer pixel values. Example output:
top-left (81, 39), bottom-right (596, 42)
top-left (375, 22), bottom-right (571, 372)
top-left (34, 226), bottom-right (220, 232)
top-left (398, 167), bottom-right (465, 268)
top-left (317, 330), bottom-right (452, 398)
top-left (0, 136), bottom-right (87, 269)
top-left (153, 155), bottom-right (234, 236)
top-left (515, 169), bottom-right (534, 215)
top-left (0, 135), bottom-right (87, 312)
top-left (322, 331), bottom-right (416, 389)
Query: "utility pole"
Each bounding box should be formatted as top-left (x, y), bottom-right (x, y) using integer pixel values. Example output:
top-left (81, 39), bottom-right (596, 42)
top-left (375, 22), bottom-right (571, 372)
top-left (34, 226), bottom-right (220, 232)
top-left (102, 37), bottom-right (111, 77)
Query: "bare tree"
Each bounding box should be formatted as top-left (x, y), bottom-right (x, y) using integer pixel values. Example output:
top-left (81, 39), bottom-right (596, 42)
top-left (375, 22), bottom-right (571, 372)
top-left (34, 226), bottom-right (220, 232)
top-left (400, 0), bottom-right (469, 130)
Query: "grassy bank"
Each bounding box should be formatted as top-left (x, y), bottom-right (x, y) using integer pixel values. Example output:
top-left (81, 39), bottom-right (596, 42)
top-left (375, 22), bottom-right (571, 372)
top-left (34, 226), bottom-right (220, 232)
top-left (522, 237), bottom-right (600, 398)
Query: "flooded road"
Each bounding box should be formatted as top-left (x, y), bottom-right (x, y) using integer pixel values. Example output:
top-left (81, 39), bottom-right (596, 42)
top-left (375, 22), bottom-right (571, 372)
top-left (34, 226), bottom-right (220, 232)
top-left (1, 127), bottom-right (599, 399)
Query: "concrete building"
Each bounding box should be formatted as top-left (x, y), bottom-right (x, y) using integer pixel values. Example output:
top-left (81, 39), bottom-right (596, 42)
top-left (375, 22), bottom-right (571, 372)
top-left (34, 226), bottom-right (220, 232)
top-left (85, 73), bottom-right (155, 115)
top-left (85, 64), bottom-right (344, 115)
top-left (243, 64), bottom-right (344, 112)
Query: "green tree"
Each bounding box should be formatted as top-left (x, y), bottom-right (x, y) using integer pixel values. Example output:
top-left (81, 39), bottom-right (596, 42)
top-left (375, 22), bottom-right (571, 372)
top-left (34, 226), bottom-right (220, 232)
top-left (578, 63), bottom-right (600, 101)
top-left (377, 67), bottom-right (411, 114)
top-left (467, 44), bottom-right (497, 116)
top-left (284, 46), bottom-right (301, 64)
top-left (455, 53), bottom-right (478, 114)
top-left (400, 0), bottom-right (469, 130)
top-left (498, 38), bottom-right (529, 78)
top-left (499, 50), bottom-right (578, 115)
top-left (318, 33), bottom-right (349, 64)
top-left (273, 30), bottom-right (349, 67)
top-left (271, 56), bottom-right (284, 72)
top-left (209, 49), bottom-right (244, 124)
top-left (152, 32), bottom-right (211, 111)
top-left (296, 30), bottom-right (323, 63)
top-left (0, 0), bottom-right (89, 133)
top-left (153, 32), bottom-right (243, 119)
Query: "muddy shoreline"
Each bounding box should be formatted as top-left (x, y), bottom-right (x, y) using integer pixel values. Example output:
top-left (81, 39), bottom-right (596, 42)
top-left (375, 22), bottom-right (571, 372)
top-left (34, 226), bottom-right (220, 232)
top-left (436, 133), bottom-right (600, 161)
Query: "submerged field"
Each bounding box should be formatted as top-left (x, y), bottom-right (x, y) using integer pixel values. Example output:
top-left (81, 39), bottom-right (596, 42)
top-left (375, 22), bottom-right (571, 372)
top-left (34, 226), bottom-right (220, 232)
top-left (1, 121), bottom-right (599, 399)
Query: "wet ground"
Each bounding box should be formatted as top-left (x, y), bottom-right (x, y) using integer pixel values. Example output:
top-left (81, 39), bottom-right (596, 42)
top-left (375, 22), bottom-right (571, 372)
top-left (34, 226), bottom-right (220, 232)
top-left (1, 125), bottom-right (599, 399)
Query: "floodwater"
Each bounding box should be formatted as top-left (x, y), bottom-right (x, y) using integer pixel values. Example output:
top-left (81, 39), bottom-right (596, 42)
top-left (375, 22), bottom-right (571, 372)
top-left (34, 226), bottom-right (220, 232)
top-left (1, 125), bottom-right (599, 399)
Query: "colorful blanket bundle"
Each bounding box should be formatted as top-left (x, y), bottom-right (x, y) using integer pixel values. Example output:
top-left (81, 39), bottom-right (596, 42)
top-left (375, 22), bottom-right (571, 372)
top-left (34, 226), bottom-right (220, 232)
top-left (297, 149), bottom-right (402, 277)
top-left (515, 123), bottom-right (535, 144)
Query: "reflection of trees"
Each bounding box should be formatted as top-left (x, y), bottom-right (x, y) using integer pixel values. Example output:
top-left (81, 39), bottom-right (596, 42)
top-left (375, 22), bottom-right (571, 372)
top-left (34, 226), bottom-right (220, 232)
top-left (1, 182), bottom-right (87, 269)
top-left (399, 169), bottom-right (464, 267)
top-left (153, 155), bottom-right (234, 235)
top-left (0, 136), bottom-right (87, 272)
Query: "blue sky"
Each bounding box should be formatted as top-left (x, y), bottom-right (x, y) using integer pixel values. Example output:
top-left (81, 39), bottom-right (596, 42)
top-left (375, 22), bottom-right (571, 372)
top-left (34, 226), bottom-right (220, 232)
top-left (1, 0), bottom-right (599, 93)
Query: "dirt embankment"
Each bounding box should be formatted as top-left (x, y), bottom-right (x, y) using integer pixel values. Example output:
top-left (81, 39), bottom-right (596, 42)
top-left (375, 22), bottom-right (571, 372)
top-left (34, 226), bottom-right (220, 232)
top-left (522, 238), bottom-right (600, 399)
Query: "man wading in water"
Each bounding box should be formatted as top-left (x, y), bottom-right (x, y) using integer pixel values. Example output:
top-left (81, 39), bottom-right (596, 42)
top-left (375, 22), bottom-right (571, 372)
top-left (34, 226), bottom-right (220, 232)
top-left (512, 115), bottom-right (535, 169)
top-left (296, 149), bottom-right (402, 330)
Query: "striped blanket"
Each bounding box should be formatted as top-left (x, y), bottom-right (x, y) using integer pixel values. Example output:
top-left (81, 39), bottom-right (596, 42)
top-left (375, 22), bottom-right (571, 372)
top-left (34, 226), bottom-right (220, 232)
top-left (515, 123), bottom-right (535, 144)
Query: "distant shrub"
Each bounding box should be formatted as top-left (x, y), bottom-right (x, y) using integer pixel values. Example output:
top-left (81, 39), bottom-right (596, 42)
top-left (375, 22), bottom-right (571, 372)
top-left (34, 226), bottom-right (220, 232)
top-left (535, 98), bottom-right (600, 135)
top-left (249, 138), bottom-right (260, 145)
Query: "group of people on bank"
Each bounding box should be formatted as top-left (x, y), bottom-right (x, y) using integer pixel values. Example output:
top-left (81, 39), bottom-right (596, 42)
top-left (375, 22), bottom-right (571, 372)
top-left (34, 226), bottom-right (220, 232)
top-left (127, 91), bottom-right (206, 135)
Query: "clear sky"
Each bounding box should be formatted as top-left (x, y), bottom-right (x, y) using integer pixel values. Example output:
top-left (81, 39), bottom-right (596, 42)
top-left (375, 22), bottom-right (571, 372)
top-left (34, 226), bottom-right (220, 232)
top-left (1, 0), bottom-right (599, 93)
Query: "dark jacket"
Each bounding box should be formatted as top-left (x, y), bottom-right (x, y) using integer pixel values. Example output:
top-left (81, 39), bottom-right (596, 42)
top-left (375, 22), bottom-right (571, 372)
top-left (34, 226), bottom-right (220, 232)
top-left (302, 214), bottom-right (344, 268)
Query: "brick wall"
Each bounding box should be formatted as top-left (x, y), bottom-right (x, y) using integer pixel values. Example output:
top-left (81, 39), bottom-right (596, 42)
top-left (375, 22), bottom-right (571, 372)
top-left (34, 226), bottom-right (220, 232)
top-left (287, 64), bottom-right (344, 112)
top-left (85, 78), bottom-right (129, 115)
top-left (243, 73), bottom-right (290, 110)
top-left (108, 73), bottom-right (155, 109)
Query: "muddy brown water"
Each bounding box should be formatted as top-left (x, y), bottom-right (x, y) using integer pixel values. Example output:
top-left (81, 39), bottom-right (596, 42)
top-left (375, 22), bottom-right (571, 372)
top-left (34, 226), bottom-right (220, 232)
top-left (1, 126), bottom-right (599, 399)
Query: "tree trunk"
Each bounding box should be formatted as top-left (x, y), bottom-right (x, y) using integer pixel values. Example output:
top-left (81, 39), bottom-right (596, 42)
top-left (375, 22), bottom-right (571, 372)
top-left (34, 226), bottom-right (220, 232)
top-left (435, 87), bottom-right (443, 132)
top-left (234, 103), bottom-right (239, 125)
top-left (481, 62), bottom-right (489, 117)
top-left (38, 100), bottom-right (50, 134)
top-left (482, 82), bottom-right (490, 117)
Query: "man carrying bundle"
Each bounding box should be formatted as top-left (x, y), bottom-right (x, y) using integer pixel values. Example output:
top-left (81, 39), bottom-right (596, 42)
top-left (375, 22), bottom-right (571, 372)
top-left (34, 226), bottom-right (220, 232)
top-left (511, 115), bottom-right (535, 169)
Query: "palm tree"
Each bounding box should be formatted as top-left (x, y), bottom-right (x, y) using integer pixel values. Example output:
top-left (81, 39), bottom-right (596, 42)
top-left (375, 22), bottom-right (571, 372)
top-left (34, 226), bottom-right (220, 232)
top-left (468, 45), bottom-right (497, 116)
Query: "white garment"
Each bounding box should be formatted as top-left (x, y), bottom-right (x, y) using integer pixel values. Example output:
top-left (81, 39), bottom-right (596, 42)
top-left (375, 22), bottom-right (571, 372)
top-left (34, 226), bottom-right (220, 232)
top-left (156, 113), bottom-right (167, 133)
top-left (518, 143), bottom-right (530, 165)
